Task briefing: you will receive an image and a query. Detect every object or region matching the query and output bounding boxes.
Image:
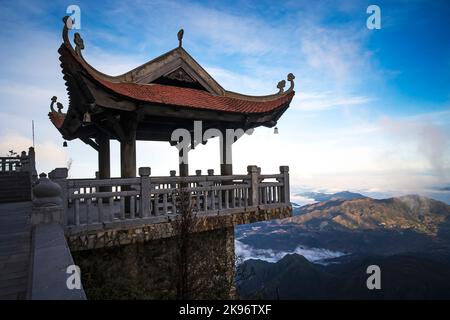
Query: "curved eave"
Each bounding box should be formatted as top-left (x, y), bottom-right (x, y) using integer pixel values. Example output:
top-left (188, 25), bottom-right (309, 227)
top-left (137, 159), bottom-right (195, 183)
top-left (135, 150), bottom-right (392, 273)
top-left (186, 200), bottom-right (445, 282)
top-left (60, 20), bottom-right (295, 103)
top-left (59, 42), bottom-right (295, 115)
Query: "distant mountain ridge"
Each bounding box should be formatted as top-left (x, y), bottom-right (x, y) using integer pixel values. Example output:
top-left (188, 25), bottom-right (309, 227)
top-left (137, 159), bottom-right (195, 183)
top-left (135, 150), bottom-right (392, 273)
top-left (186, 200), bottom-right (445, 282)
top-left (238, 194), bottom-right (450, 259)
top-left (237, 194), bottom-right (450, 299)
top-left (296, 191), bottom-right (367, 202)
top-left (289, 194), bottom-right (450, 235)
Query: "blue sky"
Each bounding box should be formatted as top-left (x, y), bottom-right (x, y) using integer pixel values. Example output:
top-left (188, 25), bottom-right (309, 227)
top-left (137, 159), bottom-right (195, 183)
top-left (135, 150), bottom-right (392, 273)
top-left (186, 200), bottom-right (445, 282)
top-left (0, 0), bottom-right (449, 201)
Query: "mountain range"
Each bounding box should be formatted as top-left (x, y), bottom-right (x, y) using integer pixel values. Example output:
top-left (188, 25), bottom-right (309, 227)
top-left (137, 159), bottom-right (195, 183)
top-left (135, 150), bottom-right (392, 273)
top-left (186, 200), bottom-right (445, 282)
top-left (236, 193), bottom-right (450, 299)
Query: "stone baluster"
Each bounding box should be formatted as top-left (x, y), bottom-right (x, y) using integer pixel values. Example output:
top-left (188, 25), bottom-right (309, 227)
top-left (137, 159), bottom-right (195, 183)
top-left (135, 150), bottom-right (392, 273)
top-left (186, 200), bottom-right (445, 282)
top-left (48, 168), bottom-right (69, 224)
top-left (31, 173), bottom-right (64, 225)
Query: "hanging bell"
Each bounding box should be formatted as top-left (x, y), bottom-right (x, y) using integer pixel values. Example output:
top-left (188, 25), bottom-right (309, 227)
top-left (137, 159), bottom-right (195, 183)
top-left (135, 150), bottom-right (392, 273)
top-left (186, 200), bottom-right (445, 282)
top-left (274, 126), bottom-right (279, 134)
top-left (83, 111), bottom-right (91, 124)
top-left (63, 141), bottom-right (68, 147)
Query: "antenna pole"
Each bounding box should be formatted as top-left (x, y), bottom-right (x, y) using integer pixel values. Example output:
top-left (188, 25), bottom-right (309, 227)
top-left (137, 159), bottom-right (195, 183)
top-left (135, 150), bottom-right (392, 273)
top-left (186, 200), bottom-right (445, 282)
top-left (32, 120), bottom-right (35, 148)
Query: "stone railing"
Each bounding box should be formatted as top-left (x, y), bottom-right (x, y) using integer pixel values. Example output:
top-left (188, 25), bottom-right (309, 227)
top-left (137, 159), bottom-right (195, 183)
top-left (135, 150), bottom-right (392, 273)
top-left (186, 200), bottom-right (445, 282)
top-left (0, 156), bottom-right (21, 172)
top-left (58, 165), bottom-right (290, 233)
top-left (29, 172), bottom-right (86, 300)
top-left (0, 147), bottom-right (37, 178)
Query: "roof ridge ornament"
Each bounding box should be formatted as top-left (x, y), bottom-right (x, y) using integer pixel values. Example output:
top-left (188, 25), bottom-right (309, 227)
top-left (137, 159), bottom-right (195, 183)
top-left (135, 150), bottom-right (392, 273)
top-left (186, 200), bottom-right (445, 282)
top-left (50, 96), bottom-right (64, 114)
top-left (276, 73), bottom-right (295, 95)
top-left (177, 29), bottom-right (184, 48)
top-left (287, 73), bottom-right (295, 92)
top-left (74, 32), bottom-right (85, 56)
top-left (277, 80), bottom-right (286, 94)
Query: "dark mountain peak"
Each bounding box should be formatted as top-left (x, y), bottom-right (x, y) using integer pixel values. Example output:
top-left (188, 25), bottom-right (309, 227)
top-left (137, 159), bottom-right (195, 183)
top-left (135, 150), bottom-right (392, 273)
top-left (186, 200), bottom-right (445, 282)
top-left (278, 253), bottom-right (311, 265)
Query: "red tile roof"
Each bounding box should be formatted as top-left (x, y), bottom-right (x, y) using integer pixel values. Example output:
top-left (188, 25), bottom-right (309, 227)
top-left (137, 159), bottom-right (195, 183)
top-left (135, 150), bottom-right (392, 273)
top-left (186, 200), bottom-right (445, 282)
top-left (96, 78), bottom-right (295, 113)
top-left (59, 43), bottom-right (294, 114)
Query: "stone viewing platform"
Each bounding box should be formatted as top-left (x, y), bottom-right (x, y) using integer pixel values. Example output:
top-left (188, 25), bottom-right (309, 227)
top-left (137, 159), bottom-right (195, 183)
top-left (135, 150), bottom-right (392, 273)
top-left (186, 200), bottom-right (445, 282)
top-left (0, 157), bottom-right (291, 299)
top-left (0, 15), bottom-right (295, 299)
top-left (55, 165), bottom-right (291, 251)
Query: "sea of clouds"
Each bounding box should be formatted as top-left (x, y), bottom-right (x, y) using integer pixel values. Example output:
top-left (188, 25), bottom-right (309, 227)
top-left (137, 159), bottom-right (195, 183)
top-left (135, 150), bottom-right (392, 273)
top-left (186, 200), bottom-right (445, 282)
top-left (235, 239), bottom-right (346, 265)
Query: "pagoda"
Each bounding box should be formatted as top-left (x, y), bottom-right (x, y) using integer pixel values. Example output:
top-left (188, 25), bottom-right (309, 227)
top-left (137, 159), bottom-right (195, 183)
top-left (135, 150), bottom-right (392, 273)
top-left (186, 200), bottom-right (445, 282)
top-left (49, 17), bottom-right (295, 179)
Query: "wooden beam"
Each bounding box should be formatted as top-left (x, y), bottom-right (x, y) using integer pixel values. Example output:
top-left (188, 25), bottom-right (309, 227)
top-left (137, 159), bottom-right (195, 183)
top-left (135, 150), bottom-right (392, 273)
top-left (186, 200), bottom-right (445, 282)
top-left (104, 112), bottom-right (126, 142)
top-left (80, 137), bottom-right (99, 151)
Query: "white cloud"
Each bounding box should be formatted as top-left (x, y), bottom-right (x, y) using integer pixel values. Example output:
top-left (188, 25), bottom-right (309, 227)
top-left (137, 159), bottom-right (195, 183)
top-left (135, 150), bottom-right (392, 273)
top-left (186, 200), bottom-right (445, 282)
top-left (294, 91), bottom-right (373, 111)
top-left (0, 132), bottom-right (68, 174)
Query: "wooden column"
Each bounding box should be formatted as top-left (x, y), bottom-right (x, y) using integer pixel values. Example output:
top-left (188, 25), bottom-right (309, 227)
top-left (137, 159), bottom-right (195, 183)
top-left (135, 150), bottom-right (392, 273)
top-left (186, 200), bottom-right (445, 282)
top-left (96, 136), bottom-right (111, 192)
top-left (96, 136), bottom-right (111, 179)
top-left (179, 148), bottom-right (189, 177)
top-left (120, 140), bottom-right (136, 178)
top-left (120, 114), bottom-right (137, 213)
top-left (120, 115), bottom-right (137, 179)
top-left (220, 131), bottom-right (233, 176)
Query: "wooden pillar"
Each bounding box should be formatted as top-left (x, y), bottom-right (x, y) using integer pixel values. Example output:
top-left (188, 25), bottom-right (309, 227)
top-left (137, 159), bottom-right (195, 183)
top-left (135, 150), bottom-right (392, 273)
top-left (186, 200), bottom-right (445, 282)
top-left (120, 114), bottom-right (137, 213)
top-left (120, 114), bottom-right (137, 179)
top-left (96, 136), bottom-right (111, 192)
top-left (179, 147), bottom-right (189, 177)
top-left (96, 136), bottom-right (111, 179)
top-left (120, 140), bottom-right (136, 178)
top-left (220, 132), bottom-right (233, 176)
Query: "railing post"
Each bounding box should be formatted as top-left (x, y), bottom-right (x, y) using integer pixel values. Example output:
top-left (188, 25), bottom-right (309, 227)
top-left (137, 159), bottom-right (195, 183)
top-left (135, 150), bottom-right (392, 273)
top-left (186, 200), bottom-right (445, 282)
top-left (139, 167), bottom-right (151, 217)
top-left (31, 173), bottom-right (64, 225)
top-left (279, 166), bottom-right (290, 204)
top-left (247, 165), bottom-right (259, 206)
top-left (48, 168), bottom-right (69, 225)
top-left (170, 170), bottom-right (176, 189)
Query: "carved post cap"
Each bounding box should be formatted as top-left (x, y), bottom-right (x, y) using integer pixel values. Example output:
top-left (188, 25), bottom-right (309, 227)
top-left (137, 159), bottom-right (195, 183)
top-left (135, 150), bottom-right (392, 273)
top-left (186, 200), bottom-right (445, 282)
top-left (33, 173), bottom-right (62, 207)
top-left (195, 170), bottom-right (202, 176)
top-left (32, 172), bottom-right (64, 225)
top-left (247, 165), bottom-right (259, 173)
top-left (279, 166), bottom-right (289, 173)
top-left (207, 169), bottom-right (214, 176)
top-left (139, 167), bottom-right (151, 177)
top-left (170, 170), bottom-right (176, 177)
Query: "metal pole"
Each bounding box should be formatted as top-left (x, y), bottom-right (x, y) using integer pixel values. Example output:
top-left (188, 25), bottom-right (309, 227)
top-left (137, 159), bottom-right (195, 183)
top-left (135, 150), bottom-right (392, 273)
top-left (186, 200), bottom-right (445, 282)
top-left (32, 120), bottom-right (35, 148)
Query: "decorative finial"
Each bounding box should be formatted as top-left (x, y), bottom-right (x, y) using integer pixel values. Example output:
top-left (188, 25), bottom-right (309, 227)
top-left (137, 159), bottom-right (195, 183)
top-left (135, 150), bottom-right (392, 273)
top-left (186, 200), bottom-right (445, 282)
top-left (177, 29), bottom-right (184, 48)
top-left (287, 73), bottom-right (295, 91)
top-left (50, 96), bottom-right (58, 113)
top-left (50, 96), bottom-right (64, 113)
top-left (277, 80), bottom-right (286, 94)
top-left (62, 16), bottom-right (70, 29)
top-left (63, 15), bottom-right (75, 30)
top-left (74, 32), bottom-right (84, 56)
top-left (56, 102), bottom-right (64, 114)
